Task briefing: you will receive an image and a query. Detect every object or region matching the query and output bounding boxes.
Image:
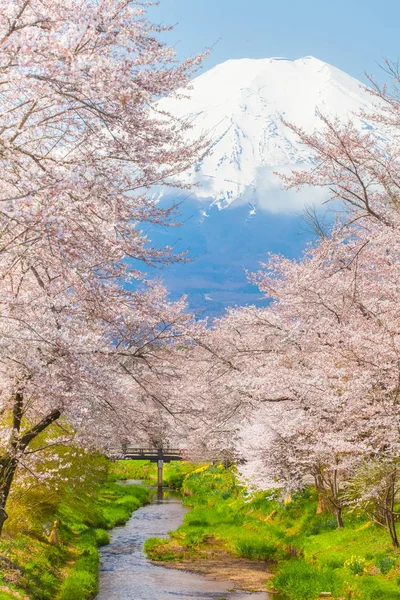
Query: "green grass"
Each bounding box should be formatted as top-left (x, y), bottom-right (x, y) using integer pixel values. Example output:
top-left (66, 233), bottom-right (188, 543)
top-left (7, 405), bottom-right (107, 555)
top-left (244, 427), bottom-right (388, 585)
top-left (94, 528), bottom-right (110, 547)
top-left (234, 538), bottom-right (277, 560)
top-left (58, 569), bottom-right (98, 600)
top-left (144, 537), bottom-right (182, 561)
top-left (272, 560), bottom-right (340, 600)
top-left (7, 454), bottom-right (400, 600)
top-left (109, 459), bottom-right (200, 488)
top-left (0, 457), bottom-right (149, 600)
top-left (55, 482), bottom-right (148, 600)
top-left (108, 459), bottom-right (155, 482)
top-left (144, 464), bottom-right (400, 600)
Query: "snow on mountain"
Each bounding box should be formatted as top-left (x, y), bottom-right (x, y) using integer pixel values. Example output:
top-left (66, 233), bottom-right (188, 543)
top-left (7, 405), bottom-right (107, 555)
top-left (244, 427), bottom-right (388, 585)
top-left (159, 56), bottom-right (377, 212)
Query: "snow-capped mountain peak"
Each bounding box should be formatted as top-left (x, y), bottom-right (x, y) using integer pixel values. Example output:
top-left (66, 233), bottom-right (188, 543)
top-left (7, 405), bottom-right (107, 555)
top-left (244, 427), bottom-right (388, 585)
top-left (159, 56), bottom-right (376, 212)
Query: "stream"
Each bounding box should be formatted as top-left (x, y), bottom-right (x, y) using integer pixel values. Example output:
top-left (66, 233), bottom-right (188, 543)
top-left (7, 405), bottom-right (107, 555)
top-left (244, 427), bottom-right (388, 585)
top-left (97, 480), bottom-right (277, 600)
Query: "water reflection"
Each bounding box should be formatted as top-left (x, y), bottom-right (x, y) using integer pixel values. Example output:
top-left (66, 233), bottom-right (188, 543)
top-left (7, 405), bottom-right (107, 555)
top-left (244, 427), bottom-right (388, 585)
top-left (97, 481), bottom-right (276, 600)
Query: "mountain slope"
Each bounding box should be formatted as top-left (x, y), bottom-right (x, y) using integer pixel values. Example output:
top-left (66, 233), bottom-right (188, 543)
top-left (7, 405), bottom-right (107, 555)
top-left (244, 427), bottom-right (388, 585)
top-left (149, 57), bottom-right (380, 314)
top-left (159, 56), bottom-right (377, 212)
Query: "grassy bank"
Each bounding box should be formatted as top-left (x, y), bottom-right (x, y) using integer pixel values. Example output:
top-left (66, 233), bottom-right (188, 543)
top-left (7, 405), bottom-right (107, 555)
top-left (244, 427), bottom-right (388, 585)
top-left (144, 464), bottom-right (400, 600)
top-left (109, 458), bottom-right (200, 489)
top-left (0, 456), bottom-right (148, 600)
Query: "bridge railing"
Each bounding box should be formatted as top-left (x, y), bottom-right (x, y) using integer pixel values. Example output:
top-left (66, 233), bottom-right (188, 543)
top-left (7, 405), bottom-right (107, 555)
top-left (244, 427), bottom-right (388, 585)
top-left (124, 447), bottom-right (184, 453)
top-left (120, 447), bottom-right (188, 463)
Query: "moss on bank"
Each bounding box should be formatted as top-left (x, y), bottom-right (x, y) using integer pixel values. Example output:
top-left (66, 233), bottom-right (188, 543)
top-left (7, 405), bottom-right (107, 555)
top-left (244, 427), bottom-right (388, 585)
top-left (144, 464), bottom-right (400, 600)
top-left (0, 457), bottom-right (148, 600)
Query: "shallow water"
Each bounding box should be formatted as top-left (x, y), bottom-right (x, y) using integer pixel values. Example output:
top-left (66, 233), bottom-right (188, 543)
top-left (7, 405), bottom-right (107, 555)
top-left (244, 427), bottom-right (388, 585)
top-left (97, 481), bottom-right (276, 600)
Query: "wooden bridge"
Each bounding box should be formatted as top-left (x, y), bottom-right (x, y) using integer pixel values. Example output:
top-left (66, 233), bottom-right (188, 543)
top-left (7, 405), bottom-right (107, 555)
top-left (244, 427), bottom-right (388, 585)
top-left (119, 446), bottom-right (187, 488)
top-left (120, 446), bottom-right (186, 463)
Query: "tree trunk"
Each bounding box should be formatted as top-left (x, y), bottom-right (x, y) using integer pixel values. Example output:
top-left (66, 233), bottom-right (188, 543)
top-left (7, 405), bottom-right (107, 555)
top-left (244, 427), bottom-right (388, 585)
top-left (334, 505), bottom-right (344, 530)
top-left (0, 391), bottom-right (61, 537)
top-left (0, 455), bottom-right (18, 535)
top-left (314, 473), bottom-right (330, 514)
top-left (386, 509), bottom-right (399, 548)
top-left (385, 471), bottom-right (399, 549)
top-left (316, 494), bottom-right (329, 514)
top-left (330, 466), bottom-right (344, 529)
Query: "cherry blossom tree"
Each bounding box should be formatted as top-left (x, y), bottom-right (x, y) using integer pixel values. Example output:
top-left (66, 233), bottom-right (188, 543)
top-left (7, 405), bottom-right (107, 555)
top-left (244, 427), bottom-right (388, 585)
top-left (161, 63), bottom-right (400, 545)
top-left (348, 458), bottom-right (400, 548)
top-left (185, 127), bottom-right (400, 538)
top-left (239, 219), bottom-right (400, 531)
top-left (0, 0), bottom-right (208, 533)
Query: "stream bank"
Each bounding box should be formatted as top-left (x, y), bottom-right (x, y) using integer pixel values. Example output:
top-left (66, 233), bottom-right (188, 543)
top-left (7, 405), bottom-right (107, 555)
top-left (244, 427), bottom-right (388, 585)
top-left (153, 543), bottom-right (275, 593)
top-left (97, 481), bottom-right (275, 599)
top-left (0, 455), bottom-right (148, 600)
top-left (143, 462), bottom-right (400, 600)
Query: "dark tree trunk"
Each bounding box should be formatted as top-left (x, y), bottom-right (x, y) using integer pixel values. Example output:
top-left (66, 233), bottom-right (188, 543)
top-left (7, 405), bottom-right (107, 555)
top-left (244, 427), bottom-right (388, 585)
top-left (385, 471), bottom-right (399, 549)
top-left (386, 509), bottom-right (399, 548)
top-left (0, 389), bottom-right (24, 534)
top-left (313, 465), bottom-right (344, 527)
top-left (0, 391), bottom-right (61, 536)
top-left (0, 455), bottom-right (18, 534)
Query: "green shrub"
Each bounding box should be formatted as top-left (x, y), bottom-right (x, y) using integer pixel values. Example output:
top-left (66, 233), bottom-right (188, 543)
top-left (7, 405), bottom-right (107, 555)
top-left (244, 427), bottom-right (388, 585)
top-left (108, 460), bottom-right (154, 482)
top-left (144, 537), bottom-right (177, 561)
top-left (0, 593), bottom-right (27, 600)
top-left (57, 570), bottom-right (97, 600)
top-left (184, 530), bottom-right (207, 547)
top-left (21, 557), bottom-right (59, 599)
top-left (306, 518), bottom-right (337, 536)
top-left (71, 523), bottom-right (90, 535)
top-left (344, 555), bottom-right (366, 575)
top-left (376, 556), bottom-right (396, 574)
top-left (95, 528), bottom-right (110, 546)
top-left (144, 537), bottom-right (166, 554)
top-left (221, 491), bottom-right (232, 500)
top-left (358, 577), bottom-right (400, 600)
top-left (0, 448), bottom-right (148, 600)
top-left (186, 517), bottom-right (208, 527)
top-left (272, 560), bottom-right (339, 600)
top-left (323, 555), bottom-right (344, 570)
top-left (184, 505), bottom-right (244, 528)
top-left (235, 537), bottom-right (277, 560)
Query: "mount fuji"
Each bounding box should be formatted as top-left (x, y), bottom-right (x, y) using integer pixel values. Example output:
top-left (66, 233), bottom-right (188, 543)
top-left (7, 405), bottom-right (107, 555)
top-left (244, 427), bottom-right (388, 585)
top-left (148, 57), bottom-right (378, 314)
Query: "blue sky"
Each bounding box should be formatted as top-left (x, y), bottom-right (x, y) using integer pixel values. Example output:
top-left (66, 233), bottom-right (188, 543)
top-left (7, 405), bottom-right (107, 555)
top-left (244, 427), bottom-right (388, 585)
top-left (150, 0), bottom-right (399, 84)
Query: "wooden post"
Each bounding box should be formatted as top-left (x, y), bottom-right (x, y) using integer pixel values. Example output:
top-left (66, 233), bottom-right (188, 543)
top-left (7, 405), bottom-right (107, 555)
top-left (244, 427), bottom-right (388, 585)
top-left (122, 439), bottom-right (128, 457)
top-left (157, 448), bottom-right (163, 489)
